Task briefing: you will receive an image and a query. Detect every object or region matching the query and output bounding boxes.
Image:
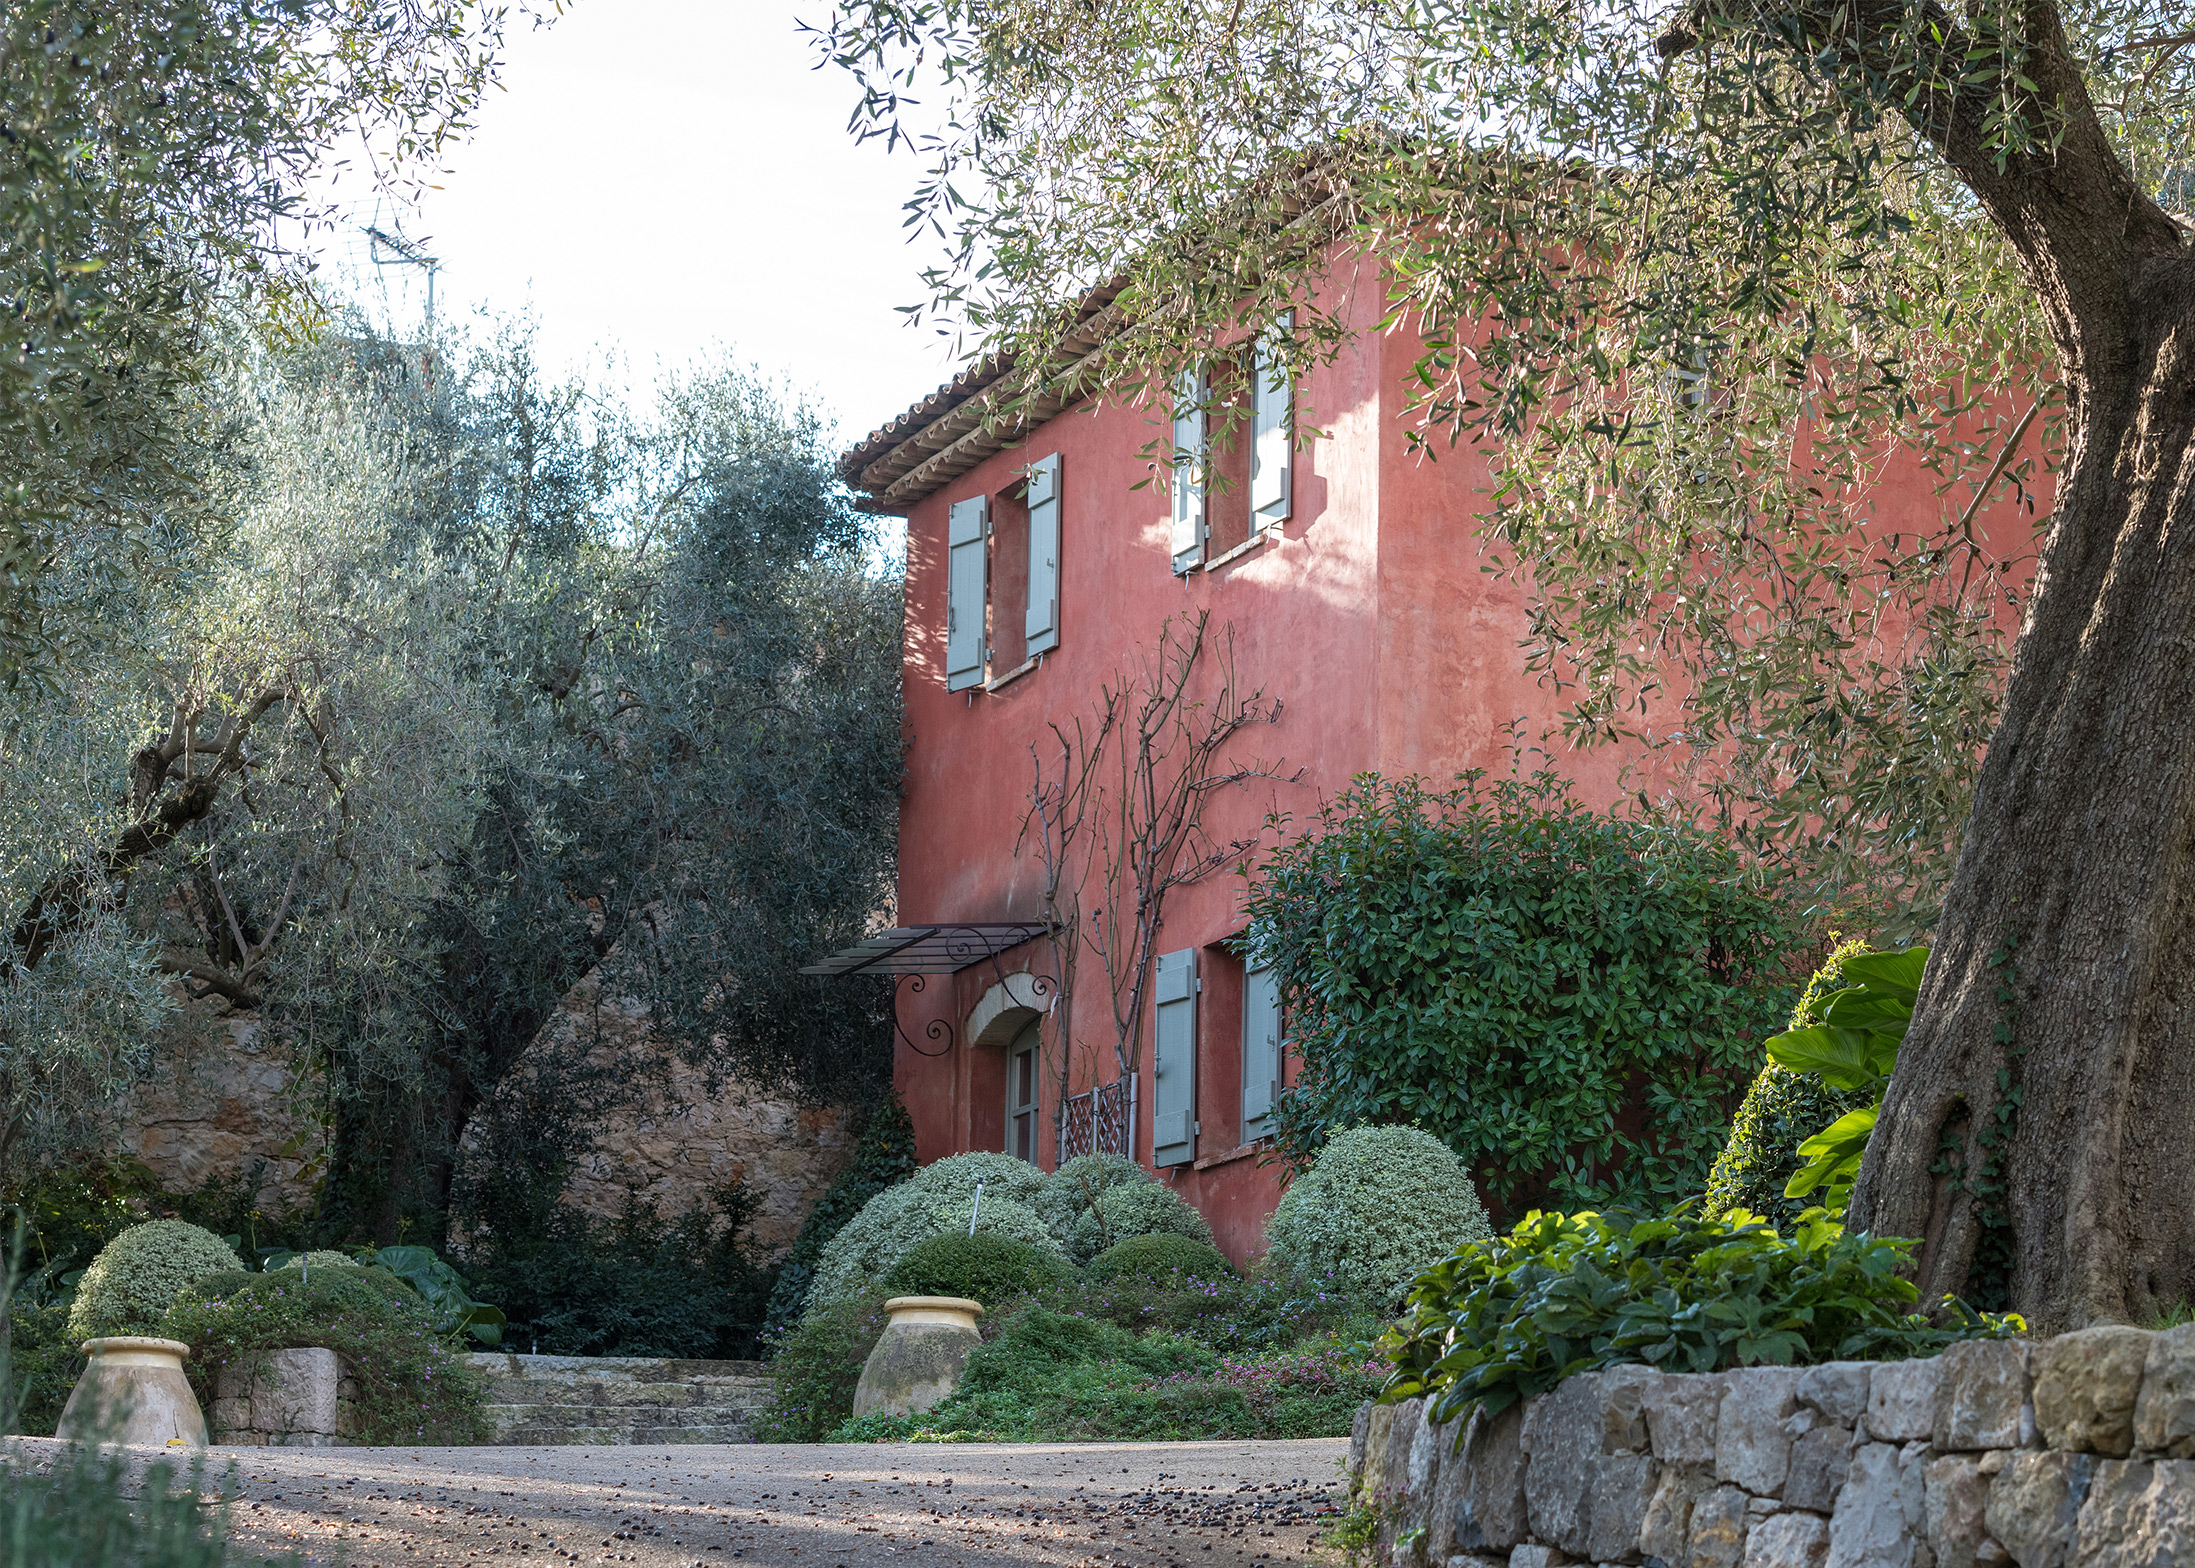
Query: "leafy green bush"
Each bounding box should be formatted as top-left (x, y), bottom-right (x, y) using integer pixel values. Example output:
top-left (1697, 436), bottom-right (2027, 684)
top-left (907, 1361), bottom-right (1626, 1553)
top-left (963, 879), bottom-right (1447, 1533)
top-left (272, 1250), bottom-right (360, 1271)
top-left (1763, 946), bottom-right (1927, 1211)
top-left (370, 1245), bottom-right (506, 1344)
top-left (1242, 772), bottom-right (1808, 1214)
top-left (6, 1287), bottom-right (83, 1436)
top-left (161, 1265), bottom-right (491, 1445)
top-left (67, 1220), bottom-right (245, 1340)
top-left (1085, 1234), bottom-right (1237, 1283)
top-left (804, 1152), bottom-right (1047, 1316)
top-left (749, 1289), bottom-right (893, 1442)
top-left (884, 1232), bottom-right (1073, 1305)
top-left (831, 1304), bottom-right (1381, 1442)
top-left (1034, 1152), bottom-right (1153, 1240)
top-left (0, 1439), bottom-right (240, 1566)
top-left (1266, 1125), bottom-right (1491, 1306)
top-left (930, 1195), bottom-right (1067, 1258)
top-left (1068, 1182), bottom-right (1213, 1263)
top-left (459, 1183), bottom-right (776, 1359)
top-left (1377, 1205), bottom-right (2024, 1423)
top-left (1704, 938), bottom-right (1880, 1227)
top-left (762, 1095), bottom-right (918, 1341)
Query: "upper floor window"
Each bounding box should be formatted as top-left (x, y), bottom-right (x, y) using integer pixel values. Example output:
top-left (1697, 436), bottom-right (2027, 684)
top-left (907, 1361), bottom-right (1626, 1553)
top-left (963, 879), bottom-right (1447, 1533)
top-left (945, 453), bottom-right (1063, 693)
top-left (1171, 315), bottom-right (1294, 575)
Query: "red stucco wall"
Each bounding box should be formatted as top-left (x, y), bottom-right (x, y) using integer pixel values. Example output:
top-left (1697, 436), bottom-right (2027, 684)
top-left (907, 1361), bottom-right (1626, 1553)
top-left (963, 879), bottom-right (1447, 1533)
top-left (888, 269), bottom-right (2043, 1264)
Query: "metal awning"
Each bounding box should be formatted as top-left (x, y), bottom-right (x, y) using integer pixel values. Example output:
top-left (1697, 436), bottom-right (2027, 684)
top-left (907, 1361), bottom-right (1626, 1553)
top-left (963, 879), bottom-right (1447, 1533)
top-left (799, 922), bottom-right (1051, 977)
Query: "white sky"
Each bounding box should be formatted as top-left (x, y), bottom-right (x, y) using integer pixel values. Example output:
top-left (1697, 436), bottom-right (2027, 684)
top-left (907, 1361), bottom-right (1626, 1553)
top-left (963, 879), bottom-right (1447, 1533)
top-left (314, 0), bottom-right (963, 448)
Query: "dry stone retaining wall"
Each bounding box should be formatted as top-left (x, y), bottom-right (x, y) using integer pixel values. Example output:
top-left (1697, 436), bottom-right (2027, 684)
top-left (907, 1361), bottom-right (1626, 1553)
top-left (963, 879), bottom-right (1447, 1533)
top-left (1348, 1325), bottom-right (2195, 1568)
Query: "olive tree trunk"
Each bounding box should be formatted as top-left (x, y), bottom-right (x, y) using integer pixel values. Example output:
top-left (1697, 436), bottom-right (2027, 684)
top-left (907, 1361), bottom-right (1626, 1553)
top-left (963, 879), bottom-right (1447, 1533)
top-left (1838, 5), bottom-right (2195, 1328)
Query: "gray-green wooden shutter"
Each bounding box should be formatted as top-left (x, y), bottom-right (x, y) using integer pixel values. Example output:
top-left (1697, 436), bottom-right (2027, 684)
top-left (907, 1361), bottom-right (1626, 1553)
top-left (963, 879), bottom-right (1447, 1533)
top-left (1151, 947), bottom-right (1198, 1166)
top-left (1025, 453), bottom-right (1061, 655)
top-left (1250, 313), bottom-right (1293, 529)
top-left (946, 494), bottom-right (989, 692)
top-left (1170, 372), bottom-right (1207, 574)
top-left (1241, 964), bottom-right (1281, 1141)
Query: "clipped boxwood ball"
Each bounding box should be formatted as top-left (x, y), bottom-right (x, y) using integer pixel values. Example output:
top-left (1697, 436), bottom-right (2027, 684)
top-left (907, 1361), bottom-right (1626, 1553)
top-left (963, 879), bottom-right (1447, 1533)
top-left (1265, 1125), bottom-right (1491, 1306)
top-left (68, 1220), bottom-right (246, 1341)
top-left (1035, 1152), bottom-right (1154, 1239)
top-left (1068, 1181), bottom-right (1212, 1263)
top-left (275, 1250), bottom-right (363, 1271)
top-left (1084, 1234), bottom-right (1236, 1284)
top-left (806, 1152), bottom-right (1051, 1316)
top-left (882, 1231), bottom-right (1072, 1306)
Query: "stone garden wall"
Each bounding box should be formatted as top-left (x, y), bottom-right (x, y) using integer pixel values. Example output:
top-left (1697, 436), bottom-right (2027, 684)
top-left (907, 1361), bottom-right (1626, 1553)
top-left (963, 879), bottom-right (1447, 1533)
top-left (1348, 1325), bottom-right (2195, 1568)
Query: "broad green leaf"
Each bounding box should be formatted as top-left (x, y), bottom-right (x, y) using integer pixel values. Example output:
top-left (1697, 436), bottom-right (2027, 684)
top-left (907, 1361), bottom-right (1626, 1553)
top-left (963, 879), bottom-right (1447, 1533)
top-left (1835, 948), bottom-right (1930, 1003)
top-left (1765, 1024), bottom-right (1897, 1091)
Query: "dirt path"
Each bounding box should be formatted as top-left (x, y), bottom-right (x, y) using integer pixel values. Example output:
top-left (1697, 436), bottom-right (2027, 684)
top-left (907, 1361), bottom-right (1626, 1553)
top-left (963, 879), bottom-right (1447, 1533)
top-left (12, 1438), bottom-right (1352, 1568)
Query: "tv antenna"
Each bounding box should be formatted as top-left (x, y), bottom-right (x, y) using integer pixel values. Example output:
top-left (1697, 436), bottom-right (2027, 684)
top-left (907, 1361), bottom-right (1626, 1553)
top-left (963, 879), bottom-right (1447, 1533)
top-left (365, 217), bottom-right (441, 339)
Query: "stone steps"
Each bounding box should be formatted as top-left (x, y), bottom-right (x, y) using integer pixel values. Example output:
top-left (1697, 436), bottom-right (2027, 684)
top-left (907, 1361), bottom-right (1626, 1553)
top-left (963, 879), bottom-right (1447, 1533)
top-left (465, 1353), bottom-right (772, 1446)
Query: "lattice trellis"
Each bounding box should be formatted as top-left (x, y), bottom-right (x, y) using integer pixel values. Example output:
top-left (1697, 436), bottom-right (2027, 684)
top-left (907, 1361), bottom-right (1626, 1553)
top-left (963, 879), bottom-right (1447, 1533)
top-left (1054, 1073), bottom-right (1136, 1168)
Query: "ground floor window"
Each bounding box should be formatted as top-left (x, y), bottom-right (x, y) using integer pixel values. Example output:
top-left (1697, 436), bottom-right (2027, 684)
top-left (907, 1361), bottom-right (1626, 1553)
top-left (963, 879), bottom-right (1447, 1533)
top-left (1008, 1021), bottom-right (1040, 1163)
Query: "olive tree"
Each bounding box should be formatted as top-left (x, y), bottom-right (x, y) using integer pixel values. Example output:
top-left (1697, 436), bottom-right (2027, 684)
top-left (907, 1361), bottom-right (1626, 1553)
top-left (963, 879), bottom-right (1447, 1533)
top-left (817, 0), bottom-right (2195, 1324)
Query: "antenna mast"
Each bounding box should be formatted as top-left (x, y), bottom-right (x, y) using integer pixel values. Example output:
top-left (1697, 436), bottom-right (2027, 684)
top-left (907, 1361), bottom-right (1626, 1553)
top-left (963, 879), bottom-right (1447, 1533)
top-left (365, 221), bottom-right (441, 340)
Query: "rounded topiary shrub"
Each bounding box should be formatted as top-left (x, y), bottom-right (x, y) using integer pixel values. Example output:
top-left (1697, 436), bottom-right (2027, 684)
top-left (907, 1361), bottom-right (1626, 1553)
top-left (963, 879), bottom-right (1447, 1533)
top-left (805, 1152), bottom-right (1049, 1316)
top-left (1036, 1152), bottom-right (1154, 1239)
top-left (1085, 1234), bottom-right (1237, 1284)
top-left (1069, 1181), bottom-right (1213, 1263)
top-left (883, 1231), bottom-right (1073, 1305)
top-left (932, 1195), bottom-right (1066, 1257)
top-left (1265, 1125), bottom-right (1491, 1306)
top-left (276, 1251), bottom-right (362, 1271)
top-left (67, 1220), bottom-right (246, 1341)
top-left (1703, 937), bottom-right (1880, 1228)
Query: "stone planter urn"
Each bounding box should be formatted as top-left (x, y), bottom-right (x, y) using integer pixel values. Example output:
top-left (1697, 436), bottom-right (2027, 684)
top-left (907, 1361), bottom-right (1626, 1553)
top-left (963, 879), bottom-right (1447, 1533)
top-left (851, 1296), bottom-right (984, 1420)
top-left (55, 1338), bottom-right (208, 1447)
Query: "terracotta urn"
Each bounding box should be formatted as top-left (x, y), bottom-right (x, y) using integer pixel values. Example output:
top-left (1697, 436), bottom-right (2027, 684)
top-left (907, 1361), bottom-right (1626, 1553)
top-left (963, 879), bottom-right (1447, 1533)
top-left (55, 1337), bottom-right (208, 1447)
top-left (850, 1296), bottom-right (985, 1419)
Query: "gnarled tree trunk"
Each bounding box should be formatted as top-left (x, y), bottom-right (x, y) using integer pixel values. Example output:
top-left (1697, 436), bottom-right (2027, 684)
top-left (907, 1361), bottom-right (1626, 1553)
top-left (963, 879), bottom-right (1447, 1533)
top-left (1849, 241), bottom-right (2195, 1329)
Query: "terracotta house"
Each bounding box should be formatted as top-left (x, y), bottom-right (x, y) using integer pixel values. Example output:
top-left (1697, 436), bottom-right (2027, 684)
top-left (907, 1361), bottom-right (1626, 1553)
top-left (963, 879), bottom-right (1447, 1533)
top-left (812, 272), bottom-right (2027, 1263)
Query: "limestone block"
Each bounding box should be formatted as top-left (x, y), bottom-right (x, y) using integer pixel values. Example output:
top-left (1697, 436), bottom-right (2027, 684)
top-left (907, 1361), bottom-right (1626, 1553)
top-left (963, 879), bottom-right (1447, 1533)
top-left (2070, 1460), bottom-right (2195, 1568)
top-left (1602, 1366), bottom-right (1657, 1456)
top-left (223, 1348), bottom-right (342, 1437)
top-left (1400, 1403), bottom-right (1440, 1544)
top-left (1447, 1556), bottom-right (1509, 1568)
top-left (1797, 1365), bottom-right (1874, 1429)
top-left (1982, 1450), bottom-right (2094, 1568)
top-left (1391, 1398), bottom-right (1428, 1498)
top-left (1526, 1376), bottom-right (1608, 1556)
top-left (1645, 1373), bottom-right (1727, 1465)
top-left (1584, 1454), bottom-right (1657, 1564)
top-left (1718, 1369), bottom-right (1805, 1497)
top-left (2131, 1323), bottom-right (2195, 1460)
top-left (1429, 1418), bottom-right (1473, 1563)
top-left (1743, 1512), bottom-right (1830, 1568)
top-left (1457, 1402), bottom-right (1531, 1554)
top-left (1934, 1340), bottom-right (2029, 1452)
top-left (1506, 1548), bottom-right (1574, 1568)
top-left (1824, 1441), bottom-right (1927, 1568)
top-left (2030, 1327), bottom-right (2151, 1458)
top-left (1864, 1360), bottom-right (1941, 1445)
top-left (1923, 1454), bottom-right (1990, 1568)
top-left (1352, 1401), bottom-right (1372, 1480)
top-left (1365, 1404), bottom-right (1398, 1500)
top-left (1638, 1463), bottom-right (1712, 1565)
top-left (1687, 1484), bottom-right (1753, 1568)
top-left (1786, 1425), bottom-right (1858, 1514)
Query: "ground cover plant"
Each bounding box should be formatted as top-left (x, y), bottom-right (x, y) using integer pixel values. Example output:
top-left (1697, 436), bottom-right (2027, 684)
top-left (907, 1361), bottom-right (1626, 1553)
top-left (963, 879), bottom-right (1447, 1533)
top-left (1243, 773), bottom-right (1807, 1217)
top-left (1377, 1205), bottom-right (2023, 1424)
top-left (160, 1266), bottom-right (491, 1445)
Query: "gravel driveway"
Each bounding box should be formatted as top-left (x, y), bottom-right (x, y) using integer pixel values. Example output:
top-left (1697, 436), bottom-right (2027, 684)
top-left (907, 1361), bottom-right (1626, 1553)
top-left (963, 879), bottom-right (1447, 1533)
top-left (13, 1438), bottom-right (1352, 1568)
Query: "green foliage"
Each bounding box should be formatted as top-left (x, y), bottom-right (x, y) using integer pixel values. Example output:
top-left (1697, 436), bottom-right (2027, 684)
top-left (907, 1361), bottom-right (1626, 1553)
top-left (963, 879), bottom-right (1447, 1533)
top-left (271, 1251), bottom-right (359, 1272)
top-left (1034, 1152), bottom-right (1153, 1240)
top-left (66, 1220), bottom-right (243, 1340)
top-left (5, 1287), bottom-right (82, 1437)
top-left (762, 1095), bottom-right (918, 1340)
top-left (1244, 773), bottom-right (1807, 1214)
top-left (830, 1304), bottom-right (1381, 1443)
top-left (1767, 948), bottom-right (1927, 1211)
top-left (1068, 1182), bottom-right (1213, 1264)
top-left (367, 1246), bottom-right (505, 1345)
top-left (930, 1195), bottom-right (1067, 1258)
top-left (805, 1153), bottom-right (1048, 1316)
top-left (160, 1265), bottom-right (490, 1445)
top-left (1266, 1125), bottom-right (1493, 1307)
top-left (1704, 939), bottom-right (1881, 1228)
top-left (458, 1184), bottom-right (776, 1360)
top-left (0, 1439), bottom-right (248, 1567)
top-left (1377, 1206), bottom-right (2024, 1424)
top-left (1085, 1234), bottom-right (1237, 1284)
top-left (749, 1289), bottom-right (894, 1443)
top-left (883, 1233), bottom-right (1073, 1308)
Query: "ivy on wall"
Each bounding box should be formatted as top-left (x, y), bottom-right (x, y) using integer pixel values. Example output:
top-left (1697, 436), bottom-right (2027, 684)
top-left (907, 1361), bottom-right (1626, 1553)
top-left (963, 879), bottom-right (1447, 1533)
top-left (1242, 771), bottom-right (1810, 1217)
